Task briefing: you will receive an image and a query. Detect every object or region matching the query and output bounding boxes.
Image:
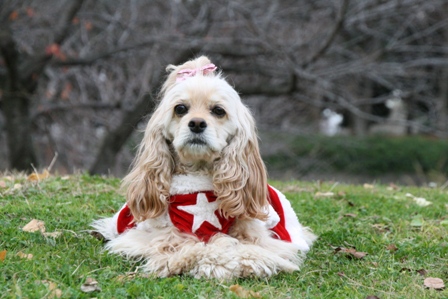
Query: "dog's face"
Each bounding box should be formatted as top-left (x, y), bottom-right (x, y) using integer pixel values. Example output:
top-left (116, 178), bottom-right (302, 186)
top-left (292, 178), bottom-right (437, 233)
top-left (163, 76), bottom-right (240, 166)
top-left (123, 56), bottom-right (268, 222)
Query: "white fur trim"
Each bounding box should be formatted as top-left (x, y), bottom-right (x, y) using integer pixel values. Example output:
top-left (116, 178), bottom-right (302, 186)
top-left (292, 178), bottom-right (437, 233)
top-left (91, 215), bottom-right (119, 241)
top-left (264, 204), bottom-right (280, 229)
top-left (169, 174), bottom-right (214, 195)
top-left (269, 186), bottom-right (317, 252)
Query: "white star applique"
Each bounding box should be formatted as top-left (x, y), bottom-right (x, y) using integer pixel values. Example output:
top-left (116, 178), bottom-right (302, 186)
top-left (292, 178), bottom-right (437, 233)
top-left (177, 193), bottom-right (222, 233)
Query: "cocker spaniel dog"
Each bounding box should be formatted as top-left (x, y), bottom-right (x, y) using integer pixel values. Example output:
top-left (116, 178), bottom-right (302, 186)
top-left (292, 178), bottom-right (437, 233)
top-left (93, 56), bottom-right (316, 279)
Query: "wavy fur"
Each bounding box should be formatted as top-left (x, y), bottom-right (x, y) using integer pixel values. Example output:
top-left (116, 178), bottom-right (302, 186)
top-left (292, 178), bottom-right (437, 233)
top-left (94, 56), bottom-right (316, 279)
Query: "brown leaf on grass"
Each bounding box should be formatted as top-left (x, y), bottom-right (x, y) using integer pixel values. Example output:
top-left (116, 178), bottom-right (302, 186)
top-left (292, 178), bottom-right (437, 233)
top-left (229, 284), bottom-right (261, 298)
top-left (386, 244), bottom-right (398, 252)
top-left (81, 277), bottom-right (101, 293)
top-left (336, 191), bottom-right (347, 198)
top-left (334, 247), bottom-right (368, 259)
top-left (39, 280), bottom-right (62, 299)
top-left (387, 183), bottom-right (400, 191)
top-left (365, 296), bottom-right (380, 299)
top-left (424, 277), bottom-right (445, 290)
top-left (27, 170), bottom-right (50, 182)
top-left (22, 219), bottom-right (46, 233)
top-left (337, 272), bottom-right (345, 277)
top-left (17, 251), bottom-right (33, 259)
top-left (315, 191), bottom-right (335, 198)
top-left (416, 269), bottom-right (428, 276)
top-left (371, 224), bottom-right (390, 233)
top-left (344, 213), bottom-right (357, 218)
top-left (0, 250), bottom-right (6, 261)
top-left (50, 288), bottom-right (62, 299)
top-left (90, 231), bottom-right (106, 241)
top-left (363, 183), bottom-right (375, 189)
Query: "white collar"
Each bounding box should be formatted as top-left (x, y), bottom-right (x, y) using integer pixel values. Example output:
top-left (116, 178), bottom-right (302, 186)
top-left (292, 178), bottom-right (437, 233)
top-left (169, 174), bottom-right (214, 195)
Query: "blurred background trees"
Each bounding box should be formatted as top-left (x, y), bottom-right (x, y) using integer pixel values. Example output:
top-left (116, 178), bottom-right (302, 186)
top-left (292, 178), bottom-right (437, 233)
top-left (1, 0), bottom-right (447, 182)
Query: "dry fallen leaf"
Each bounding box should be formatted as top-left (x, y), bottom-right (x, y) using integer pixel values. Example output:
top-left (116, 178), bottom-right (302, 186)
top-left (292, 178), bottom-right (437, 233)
top-left (365, 296), bottom-right (380, 299)
top-left (229, 284), bottom-right (261, 298)
top-left (424, 277), bottom-right (445, 290)
top-left (386, 244), bottom-right (398, 252)
top-left (372, 224), bottom-right (390, 233)
top-left (416, 269), bottom-right (428, 276)
top-left (0, 250), bottom-right (6, 261)
top-left (363, 183), bottom-right (374, 189)
top-left (344, 213), bottom-right (358, 218)
top-left (315, 191), bottom-right (335, 198)
top-left (22, 219), bottom-right (46, 233)
top-left (406, 193), bottom-right (432, 207)
top-left (17, 251), bottom-right (33, 260)
top-left (50, 288), bottom-right (63, 299)
top-left (40, 280), bottom-right (62, 299)
top-left (81, 277), bottom-right (101, 293)
top-left (27, 170), bottom-right (50, 182)
top-left (13, 183), bottom-right (23, 190)
top-left (334, 247), bottom-right (368, 259)
top-left (387, 183), bottom-right (400, 191)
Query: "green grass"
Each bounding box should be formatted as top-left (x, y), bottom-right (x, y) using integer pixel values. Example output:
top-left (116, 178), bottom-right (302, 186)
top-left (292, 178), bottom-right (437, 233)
top-left (1, 174), bottom-right (447, 298)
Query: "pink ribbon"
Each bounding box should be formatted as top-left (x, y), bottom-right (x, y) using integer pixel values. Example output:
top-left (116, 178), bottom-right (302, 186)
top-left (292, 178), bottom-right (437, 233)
top-left (176, 63), bottom-right (217, 82)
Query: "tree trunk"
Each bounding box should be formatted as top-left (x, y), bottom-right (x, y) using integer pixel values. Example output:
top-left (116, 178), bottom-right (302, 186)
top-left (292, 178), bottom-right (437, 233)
top-left (0, 26), bottom-right (38, 171)
top-left (88, 94), bottom-right (156, 175)
top-left (3, 93), bottom-right (37, 171)
top-left (437, 67), bottom-right (448, 137)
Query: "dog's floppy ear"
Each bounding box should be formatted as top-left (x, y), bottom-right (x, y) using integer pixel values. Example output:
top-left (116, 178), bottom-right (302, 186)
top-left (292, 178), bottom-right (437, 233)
top-left (122, 113), bottom-right (174, 222)
top-left (213, 107), bottom-right (268, 220)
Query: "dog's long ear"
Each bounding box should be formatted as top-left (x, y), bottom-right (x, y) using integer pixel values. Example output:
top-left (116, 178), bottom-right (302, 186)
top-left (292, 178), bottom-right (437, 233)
top-left (213, 107), bottom-right (268, 220)
top-left (122, 114), bottom-right (174, 222)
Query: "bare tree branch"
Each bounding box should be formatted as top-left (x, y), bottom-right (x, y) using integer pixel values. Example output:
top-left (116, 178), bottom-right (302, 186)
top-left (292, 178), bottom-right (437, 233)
top-left (302, 0), bottom-right (350, 68)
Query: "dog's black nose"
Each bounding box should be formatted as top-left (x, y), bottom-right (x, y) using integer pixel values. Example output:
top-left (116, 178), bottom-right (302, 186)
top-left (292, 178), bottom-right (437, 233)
top-left (188, 118), bottom-right (207, 133)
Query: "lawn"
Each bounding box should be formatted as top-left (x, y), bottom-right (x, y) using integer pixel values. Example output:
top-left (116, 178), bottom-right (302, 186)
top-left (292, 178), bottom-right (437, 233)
top-left (1, 174), bottom-right (447, 298)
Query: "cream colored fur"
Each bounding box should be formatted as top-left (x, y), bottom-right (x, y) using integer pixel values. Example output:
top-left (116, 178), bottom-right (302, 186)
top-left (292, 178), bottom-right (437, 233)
top-left (92, 56), bottom-right (316, 279)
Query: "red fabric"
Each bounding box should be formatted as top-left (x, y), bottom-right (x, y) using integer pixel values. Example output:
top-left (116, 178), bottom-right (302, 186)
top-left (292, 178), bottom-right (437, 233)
top-left (116, 186), bottom-right (292, 243)
top-left (267, 186), bottom-right (292, 242)
top-left (117, 205), bottom-right (135, 234)
top-left (168, 192), bottom-right (235, 242)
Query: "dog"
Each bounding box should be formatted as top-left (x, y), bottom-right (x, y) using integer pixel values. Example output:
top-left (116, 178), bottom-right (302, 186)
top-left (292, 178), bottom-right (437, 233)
top-left (92, 56), bottom-right (316, 279)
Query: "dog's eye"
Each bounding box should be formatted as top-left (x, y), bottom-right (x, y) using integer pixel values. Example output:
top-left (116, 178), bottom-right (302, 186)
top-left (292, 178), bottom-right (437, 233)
top-left (174, 104), bottom-right (188, 116)
top-left (211, 106), bottom-right (226, 117)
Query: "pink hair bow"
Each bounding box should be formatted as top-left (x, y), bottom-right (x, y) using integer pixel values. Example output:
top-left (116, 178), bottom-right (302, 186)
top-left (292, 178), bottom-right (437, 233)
top-left (176, 63), bottom-right (217, 82)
